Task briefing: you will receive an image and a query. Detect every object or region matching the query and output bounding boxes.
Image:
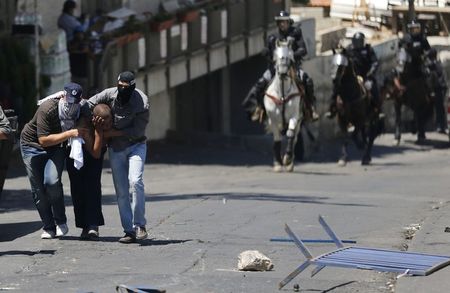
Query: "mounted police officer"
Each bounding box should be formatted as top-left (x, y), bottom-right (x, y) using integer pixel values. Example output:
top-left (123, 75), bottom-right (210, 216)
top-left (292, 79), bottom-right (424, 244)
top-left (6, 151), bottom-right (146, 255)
top-left (242, 10), bottom-right (318, 122)
top-left (394, 20), bottom-right (432, 95)
top-left (326, 32), bottom-right (380, 118)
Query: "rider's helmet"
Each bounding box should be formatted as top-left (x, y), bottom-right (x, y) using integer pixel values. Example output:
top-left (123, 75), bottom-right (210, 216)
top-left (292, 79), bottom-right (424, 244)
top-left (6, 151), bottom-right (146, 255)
top-left (427, 47), bottom-right (437, 60)
top-left (407, 20), bottom-right (422, 37)
top-left (275, 10), bottom-right (292, 33)
top-left (352, 32), bottom-right (365, 49)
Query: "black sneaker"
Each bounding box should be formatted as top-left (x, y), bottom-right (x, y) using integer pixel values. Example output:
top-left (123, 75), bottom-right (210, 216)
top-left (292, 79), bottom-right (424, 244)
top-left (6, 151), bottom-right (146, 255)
top-left (118, 233), bottom-right (136, 244)
top-left (87, 226), bottom-right (99, 241)
top-left (136, 226), bottom-right (148, 240)
top-left (80, 229), bottom-right (89, 240)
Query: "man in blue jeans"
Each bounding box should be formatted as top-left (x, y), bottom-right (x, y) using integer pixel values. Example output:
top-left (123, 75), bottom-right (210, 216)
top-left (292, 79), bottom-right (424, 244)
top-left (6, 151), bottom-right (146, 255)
top-left (88, 71), bottom-right (149, 244)
top-left (20, 83), bottom-right (86, 239)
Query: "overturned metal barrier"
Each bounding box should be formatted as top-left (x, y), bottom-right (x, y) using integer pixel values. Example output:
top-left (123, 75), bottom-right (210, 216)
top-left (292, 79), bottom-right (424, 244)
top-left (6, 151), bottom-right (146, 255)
top-left (279, 215), bottom-right (450, 290)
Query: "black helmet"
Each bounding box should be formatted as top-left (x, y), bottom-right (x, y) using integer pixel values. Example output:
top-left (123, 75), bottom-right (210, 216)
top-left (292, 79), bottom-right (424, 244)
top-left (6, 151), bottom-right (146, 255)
top-left (352, 32), bottom-right (365, 49)
top-left (428, 47), bottom-right (437, 60)
top-left (275, 10), bottom-right (291, 22)
top-left (407, 20), bottom-right (422, 36)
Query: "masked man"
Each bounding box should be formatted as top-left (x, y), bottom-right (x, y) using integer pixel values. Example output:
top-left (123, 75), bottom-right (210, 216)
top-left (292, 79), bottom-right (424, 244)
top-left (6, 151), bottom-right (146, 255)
top-left (88, 71), bottom-right (150, 244)
top-left (20, 83), bottom-right (85, 239)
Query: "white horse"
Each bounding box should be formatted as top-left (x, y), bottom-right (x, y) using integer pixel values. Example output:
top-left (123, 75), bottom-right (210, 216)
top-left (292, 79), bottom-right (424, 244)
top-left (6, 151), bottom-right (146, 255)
top-left (264, 39), bottom-right (304, 172)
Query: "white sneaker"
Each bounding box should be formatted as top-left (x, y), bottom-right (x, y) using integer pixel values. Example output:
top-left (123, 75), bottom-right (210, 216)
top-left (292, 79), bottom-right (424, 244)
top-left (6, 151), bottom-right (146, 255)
top-left (56, 224), bottom-right (69, 237)
top-left (41, 230), bottom-right (55, 239)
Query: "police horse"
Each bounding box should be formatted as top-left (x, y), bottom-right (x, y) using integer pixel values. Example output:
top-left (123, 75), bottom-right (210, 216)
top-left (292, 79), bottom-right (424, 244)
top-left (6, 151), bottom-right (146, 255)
top-left (381, 48), bottom-right (435, 145)
top-left (330, 49), bottom-right (382, 166)
top-left (264, 39), bottom-right (304, 172)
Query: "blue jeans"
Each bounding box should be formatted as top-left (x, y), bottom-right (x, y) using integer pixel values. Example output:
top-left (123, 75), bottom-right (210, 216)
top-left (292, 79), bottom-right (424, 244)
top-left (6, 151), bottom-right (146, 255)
top-left (109, 143), bottom-right (146, 235)
top-left (20, 143), bottom-right (66, 232)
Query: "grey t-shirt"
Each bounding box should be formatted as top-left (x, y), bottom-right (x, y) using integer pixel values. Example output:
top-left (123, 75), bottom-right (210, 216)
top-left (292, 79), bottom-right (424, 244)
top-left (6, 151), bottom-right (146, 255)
top-left (87, 87), bottom-right (150, 151)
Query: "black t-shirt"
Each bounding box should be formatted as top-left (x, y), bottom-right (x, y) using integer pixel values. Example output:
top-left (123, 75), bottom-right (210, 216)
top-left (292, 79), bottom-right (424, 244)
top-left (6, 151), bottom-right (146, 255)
top-left (20, 99), bottom-right (62, 151)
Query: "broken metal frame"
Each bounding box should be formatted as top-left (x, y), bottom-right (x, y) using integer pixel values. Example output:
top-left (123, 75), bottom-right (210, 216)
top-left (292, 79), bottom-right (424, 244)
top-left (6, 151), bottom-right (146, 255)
top-left (279, 215), bottom-right (450, 290)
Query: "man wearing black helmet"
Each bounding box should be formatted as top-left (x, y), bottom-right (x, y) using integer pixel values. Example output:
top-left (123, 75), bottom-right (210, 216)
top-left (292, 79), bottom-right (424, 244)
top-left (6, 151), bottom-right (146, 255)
top-left (242, 10), bottom-right (318, 122)
top-left (394, 20), bottom-right (432, 95)
top-left (88, 71), bottom-right (150, 244)
top-left (326, 32), bottom-right (380, 118)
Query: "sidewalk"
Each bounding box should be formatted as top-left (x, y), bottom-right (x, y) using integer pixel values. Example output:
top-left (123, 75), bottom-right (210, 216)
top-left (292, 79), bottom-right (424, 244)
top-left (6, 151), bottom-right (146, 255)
top-left (396, 203), bottom-right (450, 293)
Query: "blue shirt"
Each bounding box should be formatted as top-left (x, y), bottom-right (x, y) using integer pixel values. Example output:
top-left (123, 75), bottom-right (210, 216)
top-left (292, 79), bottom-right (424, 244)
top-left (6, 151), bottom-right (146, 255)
top-left (57, 13), bottom-right (88, 42)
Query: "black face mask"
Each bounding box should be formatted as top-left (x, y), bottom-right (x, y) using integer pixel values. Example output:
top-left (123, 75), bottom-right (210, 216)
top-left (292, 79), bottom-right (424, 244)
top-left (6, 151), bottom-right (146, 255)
top-left (117, 85), bottom-right (135, 104)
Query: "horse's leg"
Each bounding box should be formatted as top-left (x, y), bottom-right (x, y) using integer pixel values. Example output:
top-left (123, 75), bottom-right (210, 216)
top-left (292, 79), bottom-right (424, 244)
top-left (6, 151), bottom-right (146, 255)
top-left (394, 100), bottom-right (402, 145)
top-left (337, 116), bottom-right (349, 167)
top-left (272, 127), bottom-right (283, 172)
top-left (283, 118), bottom-right (299, 172)
top-left (362, 121), bottom-right (377, 165)
top-left (352, 126), bottom-right (365, 150)
top-left (416, 109), bottom-right (427, 144)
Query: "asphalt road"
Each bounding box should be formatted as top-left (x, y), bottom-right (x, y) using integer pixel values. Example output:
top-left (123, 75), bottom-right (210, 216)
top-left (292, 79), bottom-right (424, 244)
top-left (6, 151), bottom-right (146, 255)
top-left (1, 132), bottom-right (450, 293)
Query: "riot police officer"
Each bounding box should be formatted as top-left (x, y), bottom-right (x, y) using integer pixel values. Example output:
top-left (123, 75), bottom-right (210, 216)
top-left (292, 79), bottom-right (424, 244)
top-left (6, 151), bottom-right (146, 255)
top-left (326, 32), bottom-right (380, 118)
top-left (242, 10), bottom-right (318, 122)
top-left (394, 20), bottom-right (432, 94)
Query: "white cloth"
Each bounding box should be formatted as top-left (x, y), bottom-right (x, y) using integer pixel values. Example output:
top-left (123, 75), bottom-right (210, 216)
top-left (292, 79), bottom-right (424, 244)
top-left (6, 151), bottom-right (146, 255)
top-left (37, 91), bottom-right (65, 105)
top-left (69, 137), bottom-right (85, 170)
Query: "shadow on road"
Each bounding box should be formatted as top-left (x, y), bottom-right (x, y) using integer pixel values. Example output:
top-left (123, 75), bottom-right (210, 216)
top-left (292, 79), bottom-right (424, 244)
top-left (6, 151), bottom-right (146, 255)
top-left (91, 192), bottom-right (376, 207)
top-left (0, 249), bottom-right (55, 256)
top-left (59, 236), bottom-right (192, 246)
top-left (284, 280), bottom-right (356, 292)
top-left (0, 189), bottom-right (38, 212)
top-left (0, 220), bottom-right (42, 242)
top-left (149, 141), bottom-right (270, 166)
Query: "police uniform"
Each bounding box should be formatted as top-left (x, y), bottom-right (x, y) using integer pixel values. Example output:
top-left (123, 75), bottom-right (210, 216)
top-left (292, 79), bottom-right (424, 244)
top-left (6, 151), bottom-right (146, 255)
top-left (346, 43), bottom-right (380, 108)
top-left (242, 11), bottom-right (317, 122)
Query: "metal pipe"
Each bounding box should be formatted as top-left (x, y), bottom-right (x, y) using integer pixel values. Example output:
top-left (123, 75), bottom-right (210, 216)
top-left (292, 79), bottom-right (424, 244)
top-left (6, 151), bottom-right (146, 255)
top-left (270, 238), bottom-right (357, 244)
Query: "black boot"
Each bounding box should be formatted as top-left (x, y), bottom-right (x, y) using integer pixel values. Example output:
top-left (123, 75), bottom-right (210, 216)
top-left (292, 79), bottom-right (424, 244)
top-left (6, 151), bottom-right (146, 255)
top-left (303, 77), bottom-right (319, 122)
top-left (242, 77), bottom-right (268, 121)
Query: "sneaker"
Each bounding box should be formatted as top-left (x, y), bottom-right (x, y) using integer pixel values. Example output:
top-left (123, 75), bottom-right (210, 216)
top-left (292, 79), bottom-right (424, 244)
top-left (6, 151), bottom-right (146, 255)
top-left (311, 111), bottom-right (320, 122)
top-left (88, 226), bottom-right (99, 240)
top-left (41, 230), bottom-right (56, 239)
top-left (118, 233), bottom-right (136, 244)
top-left (136, 226), bottom-right (148, 240)
top-left (56, 224), bottom-right (69, 237)
top-left (80, 229), bottom-right (89, 240)
top-left (324, 111), bottom-right (335, 119)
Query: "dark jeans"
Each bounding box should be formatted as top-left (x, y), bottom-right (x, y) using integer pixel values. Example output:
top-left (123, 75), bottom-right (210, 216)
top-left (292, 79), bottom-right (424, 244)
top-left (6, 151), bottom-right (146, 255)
top-left (66, 147), bottom-right (105, 229)
top-left (20, 143), bottom-right (66, 232)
